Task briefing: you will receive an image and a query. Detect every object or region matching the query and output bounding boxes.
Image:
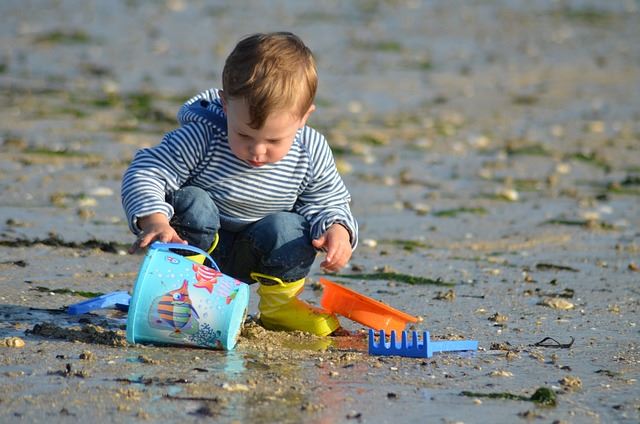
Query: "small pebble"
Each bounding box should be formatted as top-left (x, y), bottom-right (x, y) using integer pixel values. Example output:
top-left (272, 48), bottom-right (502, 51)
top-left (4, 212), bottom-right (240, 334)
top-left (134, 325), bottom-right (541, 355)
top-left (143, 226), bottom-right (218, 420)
top-left (498, 188), bottom-right (519, 201)
top-left (559, 375), bottom-right (582, 390)
top-left (489, 369), bottom-right (513, 377)
top-left (346, 411), bottom-right (362, 420)
top-left (2, 337), bottom-right (25, 348)
top-left (138, 355), bottom-right (158, 364)
top-left (540, 298), bottom-right (574, 310)
top-left (555, 163), bottom-right (571, 174)
top-left (506, 351), bottom-right (520, 361)
top-left (88, 187), bottom-right (114, 197)
top-left (79, 350), bottom-right (95, 361)
top-left (222, 383), bottom-right (249, 392)
top-left (362, 239), bottom-right (378, 248)
top-left (488, 313), bottom-right (508, 323)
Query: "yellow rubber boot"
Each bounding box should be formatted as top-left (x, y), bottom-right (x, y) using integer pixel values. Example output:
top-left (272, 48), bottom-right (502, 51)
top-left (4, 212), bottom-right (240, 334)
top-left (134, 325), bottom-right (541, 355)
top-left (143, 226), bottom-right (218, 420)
top-left (252, 273), bottom-right (340, 336)
top-left (185, 233), bottom-right (219, 265)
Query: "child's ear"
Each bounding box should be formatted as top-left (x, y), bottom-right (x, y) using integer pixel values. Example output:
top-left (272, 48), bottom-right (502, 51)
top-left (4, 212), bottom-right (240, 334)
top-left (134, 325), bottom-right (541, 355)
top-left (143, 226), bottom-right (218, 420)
top-left (300, 104), bottom-right (316, 127)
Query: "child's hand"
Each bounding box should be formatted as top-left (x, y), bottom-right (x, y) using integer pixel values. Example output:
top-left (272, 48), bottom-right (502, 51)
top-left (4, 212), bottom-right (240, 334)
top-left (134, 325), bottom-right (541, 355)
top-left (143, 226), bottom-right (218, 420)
top-left (312, 224), bottom-right (352, 272)
top-left (128, 213), bottom-right (186, 254)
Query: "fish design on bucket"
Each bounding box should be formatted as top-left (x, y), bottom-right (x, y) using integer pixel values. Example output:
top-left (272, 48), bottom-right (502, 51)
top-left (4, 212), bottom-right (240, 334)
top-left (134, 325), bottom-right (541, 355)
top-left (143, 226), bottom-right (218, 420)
top-left (215, 279), bottom-right (243, 304)
top-left (192, 263), bottom-right (242, 304)
top-left (149, 280), bottom-right (200, 336)
top-left (192, 263), bottom-right (223, 293)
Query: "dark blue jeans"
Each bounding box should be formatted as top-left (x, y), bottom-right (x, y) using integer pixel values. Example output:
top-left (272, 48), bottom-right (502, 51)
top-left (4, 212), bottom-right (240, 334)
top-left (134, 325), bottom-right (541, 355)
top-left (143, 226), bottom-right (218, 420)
top-left (167, 186), bottom-right (317, 284)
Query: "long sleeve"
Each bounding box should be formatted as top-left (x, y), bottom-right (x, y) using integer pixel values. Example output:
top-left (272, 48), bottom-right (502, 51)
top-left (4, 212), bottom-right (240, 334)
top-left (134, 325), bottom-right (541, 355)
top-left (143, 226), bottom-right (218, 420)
top-left (294, 128), bottom-right (358, 249)
top-left (121, 123), bottom-right (210, 234)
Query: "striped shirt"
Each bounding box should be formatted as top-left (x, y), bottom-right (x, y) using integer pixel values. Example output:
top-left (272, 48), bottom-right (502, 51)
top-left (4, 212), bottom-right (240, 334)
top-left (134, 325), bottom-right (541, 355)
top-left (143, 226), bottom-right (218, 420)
top-left (121, 88), bottom-right (358, 248)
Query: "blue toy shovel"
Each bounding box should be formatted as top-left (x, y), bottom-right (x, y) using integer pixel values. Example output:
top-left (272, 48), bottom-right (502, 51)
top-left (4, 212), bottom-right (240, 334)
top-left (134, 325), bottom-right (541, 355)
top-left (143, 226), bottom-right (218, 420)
top-left (368, 329), bottom-right (478, 358)
top-left (67, 291), bottom-right (131, 315)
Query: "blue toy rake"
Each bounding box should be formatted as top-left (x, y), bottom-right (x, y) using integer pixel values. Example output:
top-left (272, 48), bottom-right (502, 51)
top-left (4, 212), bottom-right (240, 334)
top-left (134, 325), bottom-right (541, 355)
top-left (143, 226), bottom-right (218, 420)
top-left (368, 329), bottom-right (478, 358)
top-left (67, 291), bottom-right (131, 315)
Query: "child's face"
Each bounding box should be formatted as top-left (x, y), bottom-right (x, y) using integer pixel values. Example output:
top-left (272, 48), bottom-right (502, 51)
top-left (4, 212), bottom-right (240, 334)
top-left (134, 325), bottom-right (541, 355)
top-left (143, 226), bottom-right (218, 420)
top-left (221, 94), bottom-right (314, 167)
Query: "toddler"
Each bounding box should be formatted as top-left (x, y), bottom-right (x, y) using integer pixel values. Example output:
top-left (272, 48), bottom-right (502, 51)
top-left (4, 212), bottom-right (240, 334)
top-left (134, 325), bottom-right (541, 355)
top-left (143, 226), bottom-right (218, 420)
top-left (122, 32), bottom-right (358, 336)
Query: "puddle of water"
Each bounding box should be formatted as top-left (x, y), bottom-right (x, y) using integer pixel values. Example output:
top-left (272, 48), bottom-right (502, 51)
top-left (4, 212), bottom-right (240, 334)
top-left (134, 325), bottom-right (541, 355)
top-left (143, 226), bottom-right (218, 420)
top-left (329, 333), bottom-right (369, 352)
top-left (0, 365), bottom-right (33, 376)
top-left (165, 385), bottom-right (182, 397)
top-left (222, 350), bottom-right (246, 375)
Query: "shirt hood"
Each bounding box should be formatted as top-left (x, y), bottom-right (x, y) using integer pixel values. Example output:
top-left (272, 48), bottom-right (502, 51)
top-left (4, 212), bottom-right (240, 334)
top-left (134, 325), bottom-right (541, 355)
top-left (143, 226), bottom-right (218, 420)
top-left (177, 90), bottom-right (227, 130)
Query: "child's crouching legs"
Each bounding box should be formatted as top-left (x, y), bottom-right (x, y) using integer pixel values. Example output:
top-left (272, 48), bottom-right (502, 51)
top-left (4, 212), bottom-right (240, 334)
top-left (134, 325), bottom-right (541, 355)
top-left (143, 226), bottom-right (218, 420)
top-left (238, 212), bottom-right (339, 336)
top-left (166, 186), bottom-right (220, 251)
top-left (231, 212), bottom-right (317, 283)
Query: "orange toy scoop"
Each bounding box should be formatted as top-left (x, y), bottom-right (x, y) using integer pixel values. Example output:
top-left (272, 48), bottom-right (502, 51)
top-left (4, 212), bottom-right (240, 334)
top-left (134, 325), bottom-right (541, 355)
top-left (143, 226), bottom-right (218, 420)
top-left (319, 277), bottom-right (419, 333)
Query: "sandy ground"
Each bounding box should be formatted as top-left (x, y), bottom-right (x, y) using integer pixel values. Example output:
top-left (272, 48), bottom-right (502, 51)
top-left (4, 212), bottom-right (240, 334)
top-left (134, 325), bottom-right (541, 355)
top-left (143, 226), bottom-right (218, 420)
top-left (1, 1), bottom-right (639, 423)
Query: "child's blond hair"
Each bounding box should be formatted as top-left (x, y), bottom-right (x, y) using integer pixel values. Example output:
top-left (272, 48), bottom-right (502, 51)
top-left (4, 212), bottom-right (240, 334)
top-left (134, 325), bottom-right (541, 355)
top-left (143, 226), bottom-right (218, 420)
top-left (222, 32), bottom-right (317, 129)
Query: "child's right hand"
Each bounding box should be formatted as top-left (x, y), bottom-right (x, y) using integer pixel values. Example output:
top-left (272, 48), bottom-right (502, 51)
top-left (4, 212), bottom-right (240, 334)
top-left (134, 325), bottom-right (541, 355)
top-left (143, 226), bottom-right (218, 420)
top-left (128, 213), bottom-right (187, 253)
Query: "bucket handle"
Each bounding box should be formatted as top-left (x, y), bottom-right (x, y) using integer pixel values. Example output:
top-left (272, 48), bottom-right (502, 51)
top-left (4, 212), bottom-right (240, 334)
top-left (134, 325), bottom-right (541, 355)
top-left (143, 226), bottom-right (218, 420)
top-left (150, 242), bottom-right (221, 271)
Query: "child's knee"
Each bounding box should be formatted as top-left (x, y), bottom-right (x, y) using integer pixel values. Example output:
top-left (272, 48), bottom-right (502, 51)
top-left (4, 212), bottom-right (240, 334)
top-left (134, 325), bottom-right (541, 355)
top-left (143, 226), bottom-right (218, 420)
top-left (251, 212), bottom-right (310, 248)
top-left (169, 186), bottom-right (212, 212)
top-left (167, 186), bottom-right (220, 240)
top-left (168, 187), bottom-right (220, 227)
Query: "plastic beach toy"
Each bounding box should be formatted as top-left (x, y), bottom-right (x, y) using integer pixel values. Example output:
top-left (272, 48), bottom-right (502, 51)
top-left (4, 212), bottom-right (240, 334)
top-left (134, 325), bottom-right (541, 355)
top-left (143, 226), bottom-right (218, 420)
top-left (368, 329), bottom-right (478, 358)
top-left (67, 291), bottom-right (131, 315)
top-left (319, 277), bottom-right (419, 333)
top-left (126, 242), bottom-right (249, 350)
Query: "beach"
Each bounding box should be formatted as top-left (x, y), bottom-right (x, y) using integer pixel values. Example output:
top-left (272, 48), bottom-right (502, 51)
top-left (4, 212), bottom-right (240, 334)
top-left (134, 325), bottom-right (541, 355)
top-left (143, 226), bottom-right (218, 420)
top-left (1, 1), bottom-right (639, 422)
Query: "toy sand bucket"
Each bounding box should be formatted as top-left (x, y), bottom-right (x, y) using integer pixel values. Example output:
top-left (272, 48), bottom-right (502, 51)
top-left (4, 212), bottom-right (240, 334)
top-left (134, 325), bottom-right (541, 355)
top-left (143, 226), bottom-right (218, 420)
top-left (126, 242), bottom-right (249, 350)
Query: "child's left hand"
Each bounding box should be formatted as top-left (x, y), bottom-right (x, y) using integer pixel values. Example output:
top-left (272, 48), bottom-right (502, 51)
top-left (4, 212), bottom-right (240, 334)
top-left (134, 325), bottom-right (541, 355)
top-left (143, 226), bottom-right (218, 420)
top-left (312, 224), bottom-right (352, 272)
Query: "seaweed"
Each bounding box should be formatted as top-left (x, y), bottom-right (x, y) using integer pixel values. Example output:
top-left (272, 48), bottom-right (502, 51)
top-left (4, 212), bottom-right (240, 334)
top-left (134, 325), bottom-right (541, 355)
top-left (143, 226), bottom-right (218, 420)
top-left (535, 263), bottom-right (579, 272)
top-left (506, 143), bottom-right (552, 157)
top-left (540, 288), bottom-right (575, 299)
top-left (22, 147), bottom-right (94, 158)
top-left (30, 286), bottom-right (104, 298)
top-left (33, 29), bottom-right (92, 45)
top-left (357, 132), bottom-right (389, 146)
top-left (382, 239), bottom-right (430, 251)
top-left (461, 387), bottom-right (556, 406)
top-left (543, 219), bottom-right (615, 230)
top-left (461, 390), bottom-right (528, 401)
top-left (335, 272), bottom-right (454, 287)
top-left (433, 207), bottom-right (487, 217)
top-left (0, 235), bottom-right (127, 253)
top-left (511, 94), bottom-right (539, 105)
top-left (607, 180), bottom-right (640, 195)
top-left (84, 91), bottom-right (175, 126)
top-left (529, 387), bottom-right (557, 406)
top-left (565, 152), bottom-right (611, 172)
top-left (352, 40), bottom-right (403, 52)
top-left (555, 7), bottom-right (615, 25)
top-left (329, 146), bottom-right (355, 156)
top-left (510, 179), bottom-right (543, 192)
top-left (403, 57), bottom-right (434, 71)
top-left (595, 369), bottom-right (620, 378)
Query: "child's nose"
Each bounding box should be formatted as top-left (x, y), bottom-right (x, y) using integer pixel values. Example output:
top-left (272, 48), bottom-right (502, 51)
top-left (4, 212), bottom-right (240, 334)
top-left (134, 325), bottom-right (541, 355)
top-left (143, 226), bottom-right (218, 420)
top-left (251, 143), bottom-right (267, 156)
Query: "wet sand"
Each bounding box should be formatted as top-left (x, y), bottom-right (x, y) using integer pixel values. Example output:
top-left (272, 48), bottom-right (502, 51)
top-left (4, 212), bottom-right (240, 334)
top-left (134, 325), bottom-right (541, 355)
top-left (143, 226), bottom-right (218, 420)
top-left (1, 1), bottom-right (639, 423)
